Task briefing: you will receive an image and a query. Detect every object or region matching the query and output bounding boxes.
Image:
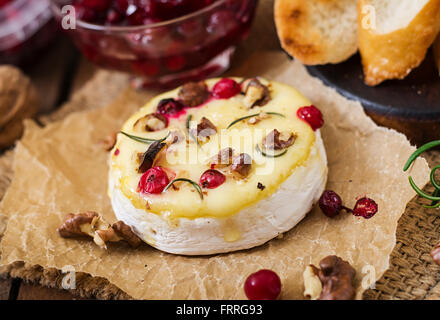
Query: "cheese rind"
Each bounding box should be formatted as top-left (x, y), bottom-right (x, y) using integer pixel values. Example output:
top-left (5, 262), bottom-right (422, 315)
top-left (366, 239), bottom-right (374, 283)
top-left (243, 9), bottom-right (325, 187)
top-left (109, 78), bottom-right (328, 254)
top-left (109, 132), bottom-right (327, 255)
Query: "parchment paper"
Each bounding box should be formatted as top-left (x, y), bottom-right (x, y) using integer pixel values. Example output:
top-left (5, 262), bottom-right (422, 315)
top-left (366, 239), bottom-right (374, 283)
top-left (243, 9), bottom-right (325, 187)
top-left (0, 52), bottom-right (430, 299)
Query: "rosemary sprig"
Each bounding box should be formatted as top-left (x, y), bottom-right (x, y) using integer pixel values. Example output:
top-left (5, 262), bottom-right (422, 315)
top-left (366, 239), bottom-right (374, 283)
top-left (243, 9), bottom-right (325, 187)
top-left (404, 140), bottom-right (440, 207)
top-left (403, 140), bottom-right (440, 171)
top-left (227, 112), bottom-right (285, 129)
top-left (120, 131), bottom-right (170, 144)
top-left (255, 144), bottom-right (288, 158)
top-left (163, 178), bottom-right (204, 200)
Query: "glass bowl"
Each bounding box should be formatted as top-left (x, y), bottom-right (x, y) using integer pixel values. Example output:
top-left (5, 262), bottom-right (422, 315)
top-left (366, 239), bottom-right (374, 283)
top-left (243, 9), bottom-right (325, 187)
top-left (50, 0), bottom-right (258, 88)
top-left (0, 0), bottom-right (57, 66)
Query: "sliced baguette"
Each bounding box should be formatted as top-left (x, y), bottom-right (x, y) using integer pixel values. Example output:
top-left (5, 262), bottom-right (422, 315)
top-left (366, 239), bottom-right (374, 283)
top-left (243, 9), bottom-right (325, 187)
top-left (433, 34), bottom-right (440, 75)
top-left (358, 0), bottom-right (440, 86)
top-left (274, 0), bottom-right (358, 65)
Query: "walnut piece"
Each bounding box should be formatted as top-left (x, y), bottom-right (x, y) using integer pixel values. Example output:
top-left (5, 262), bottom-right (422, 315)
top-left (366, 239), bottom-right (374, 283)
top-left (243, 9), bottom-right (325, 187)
top-left (0, 65), bottom-right (39, 149)
top-left (263, 129), bottom-right (296, 150)
top-left (210, 147), bottom-right (234, 167)
top-left (191, 117), bottom-right (217, 142)
top-left (317, 255), bottom-right (356, 300)
top-left (431, 243), bottom-right (440, 266)
top-left (241, 78), bottom-right (270, 109)
top-left (133, 113), bottom-right (168, 132)
top-left (231, 153), bottom-right (252, 178)
top-left (178, 81), bottom-right (209, 107)
top-left (303, 265), bottom-right (322, 300)
top-left (57, 212), bottom-right (142, 249)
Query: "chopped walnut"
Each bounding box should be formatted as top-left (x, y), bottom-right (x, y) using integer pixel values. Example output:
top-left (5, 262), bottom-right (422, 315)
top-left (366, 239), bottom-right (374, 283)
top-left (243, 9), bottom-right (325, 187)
top-left (178, 81), bottom-right (209, 107)
top-left (305, 255), bottom-right (356, 300)
top-left (133, 113), bottom-right (168, 132)
top-left (210, 147), bottom-right (234, 167)
top-left (231, 153), bottom-right (252, 178)
top-left (100, 132), bottom-right (117, 151)
top-left (431, 243), bottom-right (440, 266)
top-left (247, 112), bottom-right (270, 125)
top-left (263, 129), bottom-right (296, 150)
top-left (191, 117), bottom-right (217, 142)
top-left (167, 130), bottom-right (184, 145)
top-left (57, 211), bottom-right (99, 238)
top-left (57, 212), bottom-right (142, 249)
top-left (112, 221), bottom-right (142, 248)
top-left (241, 78), bottom-right (270, 109)
top-left (303, 265), bottom-right (322, 300)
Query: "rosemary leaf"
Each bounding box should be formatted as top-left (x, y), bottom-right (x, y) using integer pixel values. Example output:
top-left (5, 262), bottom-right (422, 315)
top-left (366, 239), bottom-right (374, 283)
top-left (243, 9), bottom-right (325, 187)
top-left (227, 112), bottom-right (285, 129)
top-left (255, 144), bottom-right (288, 158)
top-left (120, 131), bottom-right (170, 144)
top-left (163, 178), bottom-right (204, 200)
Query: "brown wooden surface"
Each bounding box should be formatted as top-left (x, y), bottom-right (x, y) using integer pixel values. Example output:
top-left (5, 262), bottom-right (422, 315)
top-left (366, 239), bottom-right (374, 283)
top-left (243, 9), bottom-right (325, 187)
top-left (17, 283), bottom-right (85, 300)
top-left (0, 279), bottom-right (12, 300)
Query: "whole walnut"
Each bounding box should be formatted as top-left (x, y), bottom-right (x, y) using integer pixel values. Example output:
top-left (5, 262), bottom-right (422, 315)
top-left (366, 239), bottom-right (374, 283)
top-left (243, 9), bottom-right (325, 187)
top-left (0, 65), bottom-right (39, 149)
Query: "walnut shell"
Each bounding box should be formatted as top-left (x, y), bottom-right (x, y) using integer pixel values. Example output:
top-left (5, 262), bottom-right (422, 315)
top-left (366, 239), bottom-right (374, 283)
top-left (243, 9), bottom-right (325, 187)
top-left (0, 65), bottom-right (39, 149)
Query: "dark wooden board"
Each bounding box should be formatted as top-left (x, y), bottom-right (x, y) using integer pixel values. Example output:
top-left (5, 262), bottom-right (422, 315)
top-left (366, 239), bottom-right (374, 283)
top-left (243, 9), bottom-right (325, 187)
top-left (0, 279), bottom-right (12, 300)
top-left (17, 283), bottom-right (85, 300)
top-left (306, 52), bottom-right (440, 146)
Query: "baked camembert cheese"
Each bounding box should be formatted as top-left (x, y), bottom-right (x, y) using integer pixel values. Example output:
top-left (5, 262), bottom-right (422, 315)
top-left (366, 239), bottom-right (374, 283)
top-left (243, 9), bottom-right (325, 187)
top-left (109, 78), bottom-right (328, 255)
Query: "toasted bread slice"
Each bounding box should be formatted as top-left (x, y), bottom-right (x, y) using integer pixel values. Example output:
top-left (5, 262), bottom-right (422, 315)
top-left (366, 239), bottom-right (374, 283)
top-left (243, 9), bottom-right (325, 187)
top-left (274, 0), bottom-right (358, 65)
top-left (433, 35), bottom-right (440, 75)
top-left (358, 0), bottom-right (440, 86)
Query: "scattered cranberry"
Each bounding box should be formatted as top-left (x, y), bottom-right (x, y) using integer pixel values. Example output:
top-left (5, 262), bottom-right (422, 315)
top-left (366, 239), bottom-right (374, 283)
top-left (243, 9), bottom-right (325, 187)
top-left (319, 190), bottom-right (343, 218)
top-left (353, 197), bottom-right (378, 219)
top-left (138, 166), bottom-right (170, 194)
top-left (199, 169), bottom-right (226, 189)
top-left (114, 148), bottom-right (120, 156)
top-left (297, 105), bottom-right (324, 131)
top-left (212, 78), bottom-right (241, 99)
top-left (156, 98), bottom-right (184, 116)
top-left (244, 269), bottom-right (281, 300)
top-left (318, 190), bottom-right (378, 219)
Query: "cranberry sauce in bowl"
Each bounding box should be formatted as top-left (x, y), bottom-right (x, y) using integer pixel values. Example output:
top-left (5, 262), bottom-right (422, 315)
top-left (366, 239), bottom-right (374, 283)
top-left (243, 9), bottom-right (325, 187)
top-left (50, 0), bottom-right (259, 88)
top-left (0, 0), bottom-right (57, 66)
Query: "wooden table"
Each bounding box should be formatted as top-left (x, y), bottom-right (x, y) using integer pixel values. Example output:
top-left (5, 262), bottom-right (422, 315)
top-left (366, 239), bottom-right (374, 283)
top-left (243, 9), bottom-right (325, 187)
top-left (0, 38), bottom-right (96, 300)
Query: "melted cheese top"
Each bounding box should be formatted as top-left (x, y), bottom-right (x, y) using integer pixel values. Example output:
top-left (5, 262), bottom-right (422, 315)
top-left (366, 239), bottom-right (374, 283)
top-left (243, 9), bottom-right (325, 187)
top-left (110, 78), bottom-right (316, 220)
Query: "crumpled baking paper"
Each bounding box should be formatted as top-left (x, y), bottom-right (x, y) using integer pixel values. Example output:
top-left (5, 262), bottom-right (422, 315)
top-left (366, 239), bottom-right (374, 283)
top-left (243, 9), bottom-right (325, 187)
top-left (0, 52), bottom-right (430, 299)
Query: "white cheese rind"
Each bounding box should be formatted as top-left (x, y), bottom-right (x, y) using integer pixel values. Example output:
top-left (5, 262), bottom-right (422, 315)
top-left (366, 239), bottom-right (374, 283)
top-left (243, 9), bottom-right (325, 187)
top-left (109, 131), bottom-right (328, 255)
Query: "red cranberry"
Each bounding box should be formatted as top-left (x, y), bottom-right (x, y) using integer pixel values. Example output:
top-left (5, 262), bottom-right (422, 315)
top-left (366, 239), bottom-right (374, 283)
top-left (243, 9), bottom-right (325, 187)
top-left (212, 78), bottom-right (241, 99)
top-left (114, 148), bottom-right (120, 156)
top-left (244, 269), bottom-right (281, 300)
top-left (353, 197), bottom-right (378, 219)
top-left (199, 169), bottom-right (226, 189)
top-left (138, 166), bottom-right (170, 194)
top-left (297, 105), bottom-right (324, 131)
top-left (156, 98), bottom-right (184, 116)
top-left (319, 190), bottom-right (343, 218)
